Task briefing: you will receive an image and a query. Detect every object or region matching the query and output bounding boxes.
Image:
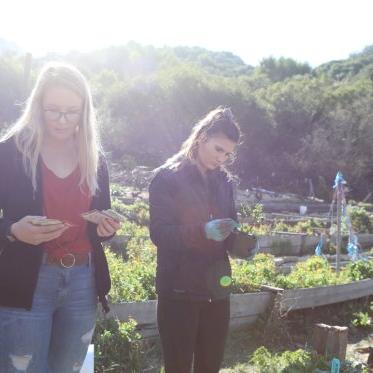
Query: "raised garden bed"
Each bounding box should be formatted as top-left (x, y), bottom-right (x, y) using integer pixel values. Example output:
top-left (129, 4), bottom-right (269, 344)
top-left (107, 292), bottom-right (273, 337)
top-left (278, 278), bottom-right (373, 314)
top-left (106, 279), bottom-right (373, 337)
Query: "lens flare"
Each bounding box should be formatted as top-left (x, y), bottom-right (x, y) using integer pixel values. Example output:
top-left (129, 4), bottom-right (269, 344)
top-left (220, 275), bottom-right (232, 287)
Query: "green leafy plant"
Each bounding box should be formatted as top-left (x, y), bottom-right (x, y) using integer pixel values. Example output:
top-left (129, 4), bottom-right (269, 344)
top-left (93, 318), bottom-right (142, 372)
top-left (352, 311), bottom-right (372, 329)
top-left (106, 249), bottom-right (156, 303)
top-left (249, 346), bottom-right (329, 372)
top-left (275, 256), bottom-right (348, 289)
top-left (347, 205), bottom-right (373, 233)
top-left (342, 259), bottom-right (373, 281)
top-left (273, 218), bottom-right (324, 235)
top-left (112, 199), bottom-right (150, 226)
top-left (238, 203), bottom-right (264, 224)
top-left (231, 254), bottom-right (277, 292)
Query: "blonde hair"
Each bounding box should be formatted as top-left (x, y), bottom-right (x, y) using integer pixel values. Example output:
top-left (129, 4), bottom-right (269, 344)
top-left (164, 106), bottom-right (241, 169)
top-left (1, 62), bottom-right (101, 195)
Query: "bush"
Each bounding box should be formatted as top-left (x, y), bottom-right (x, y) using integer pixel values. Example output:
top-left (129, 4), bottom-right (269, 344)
top-left (342, 259), bottom-right (373, 281)
top-left (275, 256), bottom-right (348, 289)
top-left (106, 249), bottom-right (156, 303)
top-left (93, 318), bottom-right (142, 373)
top-left (238, 203), bottom-right (264, 224)
top-left (249, 346), bottom-right (329, 372)
top-left (231, 254), bottom-right (277, 292)
top-left (112, 199), bottom-right (150, 226)
top-left (273, 218), bottom-right (324, 235)
top-left (352, 311), bottom-right (372, 329)
top-left (348, 205), bottom-right (373, 233)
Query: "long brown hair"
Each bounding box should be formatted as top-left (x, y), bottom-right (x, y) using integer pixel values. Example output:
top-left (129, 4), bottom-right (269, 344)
top-left (164, 106), bottom-right (241, 169)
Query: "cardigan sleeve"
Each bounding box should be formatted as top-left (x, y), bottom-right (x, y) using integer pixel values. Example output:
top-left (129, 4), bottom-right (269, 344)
top-left (87, 155), bottom-right (114, 243)
top-left (223, 181), bottom-right (238, 252)
top-left (0, 140), bottom-right (17, 245)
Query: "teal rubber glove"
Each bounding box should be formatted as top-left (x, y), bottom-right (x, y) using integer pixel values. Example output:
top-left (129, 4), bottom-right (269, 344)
top-left (205, 218), bottom-right (239, 241)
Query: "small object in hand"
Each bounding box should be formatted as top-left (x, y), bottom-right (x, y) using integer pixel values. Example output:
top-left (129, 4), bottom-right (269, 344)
top-left (81, 209), bottom-right (125, 224)
top-left (228, 230), bottom-right (257, 259)
top-left (101, 209), bottom-right (126, 223)
top-left (30, 218), bottom-right (64, 226)
top-left (81, 210), bottom-right (105, 224)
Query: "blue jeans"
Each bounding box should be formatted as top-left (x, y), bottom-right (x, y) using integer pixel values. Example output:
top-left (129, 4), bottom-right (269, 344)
top-left (0, 259), bottom-right (97, 373)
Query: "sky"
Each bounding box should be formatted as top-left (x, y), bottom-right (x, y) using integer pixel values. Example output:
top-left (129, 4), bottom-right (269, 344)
top-left (1, 0), bottom-right (373, 67)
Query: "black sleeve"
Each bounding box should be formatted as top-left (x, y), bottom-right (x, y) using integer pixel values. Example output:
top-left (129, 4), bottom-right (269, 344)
top-left (149, 170), bottom-right (213, 251)
top-left (0, 141), bottom-right (16, 245)
top-left (87, 156), bottom-right (113, 243)
top-left (224, 181), bottom-right (238, 252)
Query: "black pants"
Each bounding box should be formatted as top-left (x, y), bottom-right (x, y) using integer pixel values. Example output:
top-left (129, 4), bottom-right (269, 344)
top-left (157, 297), bottom-right (230, 373)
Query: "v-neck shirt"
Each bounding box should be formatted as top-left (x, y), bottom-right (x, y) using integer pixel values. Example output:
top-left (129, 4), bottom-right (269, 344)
top-left (41, 160), bottom-right (92, 258)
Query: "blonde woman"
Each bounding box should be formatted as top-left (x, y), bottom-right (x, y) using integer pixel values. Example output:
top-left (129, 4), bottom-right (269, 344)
top-left (149, 107), bottom-right (241, 373)
top-left (0, 62), bottom-right (120, 372)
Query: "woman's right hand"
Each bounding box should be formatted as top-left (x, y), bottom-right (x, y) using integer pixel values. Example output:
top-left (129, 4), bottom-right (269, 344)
top-left (204, 218), bottom-right (239, 242)
top-left (11, 216), bottom-right (68, 245)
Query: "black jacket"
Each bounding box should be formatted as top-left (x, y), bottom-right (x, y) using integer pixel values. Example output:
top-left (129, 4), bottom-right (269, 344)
top-left (149, 161), bottom-right (237, 301)
top-left (0, 139), bottom-right (112, 312)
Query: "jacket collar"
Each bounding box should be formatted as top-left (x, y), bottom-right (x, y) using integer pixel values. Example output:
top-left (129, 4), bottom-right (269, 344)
top-left (181, 159), bottom-right (226, 185)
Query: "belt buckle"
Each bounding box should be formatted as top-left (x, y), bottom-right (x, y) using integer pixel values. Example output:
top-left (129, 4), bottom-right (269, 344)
top-left (60, 253), bottom-right (76, 268)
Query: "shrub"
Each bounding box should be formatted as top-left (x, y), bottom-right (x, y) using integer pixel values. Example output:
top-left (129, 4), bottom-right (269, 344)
top-left (352, 311), bottom-right (372, 329)
top-left (275, 256), bottom-right (348, 289)
top-left (292, 218), bottom-right (323, 235)
top-left (347, 205), bottom-right (373, 233)
top-left (114, 221), bottom-right (155, 263)
top-left (106, 249), bottom-right (156, 303)
top-left (239, 203), bottom-right (264, 224)
top-left (249, 346), bottom-right (328, 372)
top-left (112, 199), bottom-right (150, 226)
top-left (93, 318), bottom-right (142, 373)
top-left (231, 254), bottom-right (277, 292)
top-left (342, 259), bottom-right (373, 281)
top-left (273, 218), bottom-right (324, 235)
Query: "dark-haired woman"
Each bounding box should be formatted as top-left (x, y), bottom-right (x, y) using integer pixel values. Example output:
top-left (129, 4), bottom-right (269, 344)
top-left (149, 107), bottom-right (241, 373)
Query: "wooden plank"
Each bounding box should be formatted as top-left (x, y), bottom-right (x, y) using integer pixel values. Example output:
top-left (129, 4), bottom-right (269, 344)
top-left (260, 285), bottom-right (284, 293)
top-left (279, 279), bottom-right (373, 313)
top-left (230, 315), bottom-right (260, 330)
top-left (107, 292), bottom-right (273, 337)
top-left (355, 234), bottom-right (373, 249)
top-left (230, 292), bottom-right (273, 318)
top-left (258, 235), bottom-right (303, 256)
top-left (108, 300), bottom-right (157, 325)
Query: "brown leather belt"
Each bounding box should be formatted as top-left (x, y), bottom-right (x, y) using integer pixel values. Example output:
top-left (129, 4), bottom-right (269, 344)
top-left (44, 252), bottom-right (91, 268)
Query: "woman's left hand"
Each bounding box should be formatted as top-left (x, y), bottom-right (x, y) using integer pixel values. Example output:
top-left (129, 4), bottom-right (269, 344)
top-left (96, 217), bottom-right (121, 237)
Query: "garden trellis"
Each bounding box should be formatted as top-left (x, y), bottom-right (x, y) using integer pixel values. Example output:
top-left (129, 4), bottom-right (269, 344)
top-left (316, 172), bottom-right (362, 269)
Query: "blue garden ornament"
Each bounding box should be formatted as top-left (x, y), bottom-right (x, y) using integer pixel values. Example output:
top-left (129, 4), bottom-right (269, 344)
top-left (347, 234), bottom-right (359, 260)
top-left (330, 171), bottom-right (360, 261)
top-left (333, 171), bottom-right (346, 189)
top-left (315, 235), bottom-right (324, 256)
top-left (330, 357), bottom-right (341, 373)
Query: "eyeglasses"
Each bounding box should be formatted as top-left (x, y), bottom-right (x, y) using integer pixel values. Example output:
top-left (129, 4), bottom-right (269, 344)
top-left (43, 109), bottom-right (81, 124)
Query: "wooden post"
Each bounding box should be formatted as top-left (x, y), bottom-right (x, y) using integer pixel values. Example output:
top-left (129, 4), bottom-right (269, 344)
top-left (312, 323), bottom-right (348, 360)
top-left (312, 323), bottom-right (329, 355)
top-left (325, 326), bottom-right (348, 360)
